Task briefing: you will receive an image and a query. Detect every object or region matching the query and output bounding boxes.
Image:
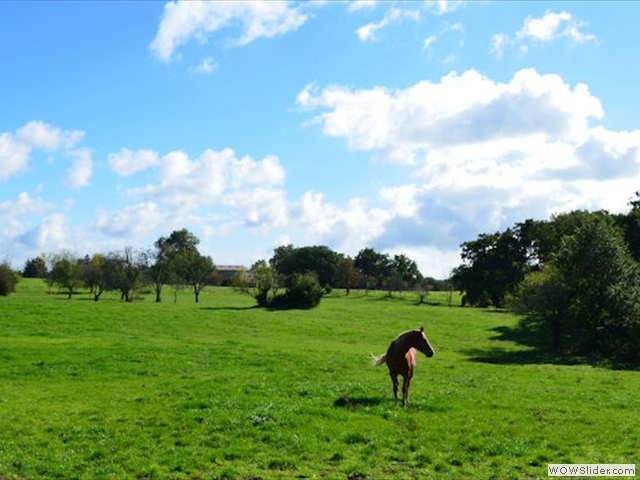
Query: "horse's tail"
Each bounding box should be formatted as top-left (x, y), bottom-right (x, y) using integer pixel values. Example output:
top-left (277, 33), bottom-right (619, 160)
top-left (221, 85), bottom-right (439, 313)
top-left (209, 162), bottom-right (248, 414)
top-left (371, 353), bottom-right (386, 367)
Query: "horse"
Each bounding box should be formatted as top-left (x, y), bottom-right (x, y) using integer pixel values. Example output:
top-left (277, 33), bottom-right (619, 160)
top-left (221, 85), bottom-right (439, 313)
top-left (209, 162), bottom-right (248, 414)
top-left (372, 327), bottom-right (435, 408)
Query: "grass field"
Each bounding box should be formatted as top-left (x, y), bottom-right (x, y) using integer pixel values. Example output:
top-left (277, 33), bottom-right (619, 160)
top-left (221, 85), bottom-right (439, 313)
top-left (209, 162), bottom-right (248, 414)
top-left (0, 280), bottom-right (638, 479)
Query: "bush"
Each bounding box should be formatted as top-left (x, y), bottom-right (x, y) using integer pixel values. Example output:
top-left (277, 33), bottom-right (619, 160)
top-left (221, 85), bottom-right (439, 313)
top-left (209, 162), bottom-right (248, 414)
top-left (285, 273), bottom-right (324, 309)
top-left (0, 264), bottom-right (19, 296)
top-left (270, 274), bottom-right (324, 310)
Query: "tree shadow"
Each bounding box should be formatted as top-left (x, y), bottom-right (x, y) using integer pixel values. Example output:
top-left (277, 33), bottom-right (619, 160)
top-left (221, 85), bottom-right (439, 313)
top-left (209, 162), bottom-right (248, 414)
top-left (464, 315), bottom-right (640, 371)
top-left (199, 306), bottom-right (260, 312)
top-left (333, 395), bottom-right (383, 409)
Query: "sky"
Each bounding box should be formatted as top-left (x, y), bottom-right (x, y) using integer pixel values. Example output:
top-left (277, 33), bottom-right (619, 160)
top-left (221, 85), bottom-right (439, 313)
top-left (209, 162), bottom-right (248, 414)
top-left (2, 1), bottom-right (640, 278)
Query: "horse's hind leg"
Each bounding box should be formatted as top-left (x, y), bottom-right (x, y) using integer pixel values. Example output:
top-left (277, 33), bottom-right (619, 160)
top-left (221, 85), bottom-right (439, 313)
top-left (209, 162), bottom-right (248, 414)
top-left (390, 373), bottom-right (399, 406)
top-left (402, 372), bottom-right (413, 408)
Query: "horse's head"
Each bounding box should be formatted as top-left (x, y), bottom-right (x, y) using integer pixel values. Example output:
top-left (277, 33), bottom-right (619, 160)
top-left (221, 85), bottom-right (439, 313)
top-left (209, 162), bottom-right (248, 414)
top-left (414, 327), bottom-right (435, 358)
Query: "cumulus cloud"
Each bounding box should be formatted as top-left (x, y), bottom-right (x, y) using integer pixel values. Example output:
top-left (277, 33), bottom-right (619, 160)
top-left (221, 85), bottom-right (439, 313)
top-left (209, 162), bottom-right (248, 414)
top-left (95, 202), bottom-right (169, 238)
top-left (298, 69), bottom-right (603, 162)
top-left (16, 121), bottom-right (83, 151)
top-left (17, 212), bottom-right (70, 251)
top-left (127, 147), bottom-right (287, 228)
top-left (108, 148), bottom-right (160, 176)
top-left (150, 0), bottom-right (308, 62)
top-left (298, 68), bottom-right (640, 258)
top-left (492, 10), bottom-right (597, 57)
top-left (0, 121), bottom-right (87, 183)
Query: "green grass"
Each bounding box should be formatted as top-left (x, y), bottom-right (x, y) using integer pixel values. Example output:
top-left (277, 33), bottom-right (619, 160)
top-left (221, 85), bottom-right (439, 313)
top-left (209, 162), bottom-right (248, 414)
top-left (0, 280), bottom-right (638, 479)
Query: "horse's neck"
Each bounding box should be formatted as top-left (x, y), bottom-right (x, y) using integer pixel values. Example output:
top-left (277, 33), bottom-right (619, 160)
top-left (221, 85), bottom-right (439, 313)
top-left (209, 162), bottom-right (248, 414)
top-left (391, 332), bottom-right (415, 354)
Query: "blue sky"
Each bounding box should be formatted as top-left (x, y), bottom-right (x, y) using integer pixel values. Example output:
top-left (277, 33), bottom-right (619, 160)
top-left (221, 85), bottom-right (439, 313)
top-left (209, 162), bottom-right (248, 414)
top-left (2, 1), bottom-right (640, 278)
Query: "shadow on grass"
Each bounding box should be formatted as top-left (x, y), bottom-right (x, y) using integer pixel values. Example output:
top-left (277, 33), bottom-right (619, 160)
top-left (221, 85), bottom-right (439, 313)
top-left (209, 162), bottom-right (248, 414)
top-left (333, 395), bottom-right (383, 409)
top-left (464, 315), bottom-right (640, 371)
top-left (199, 306), bottom-right (260, 312)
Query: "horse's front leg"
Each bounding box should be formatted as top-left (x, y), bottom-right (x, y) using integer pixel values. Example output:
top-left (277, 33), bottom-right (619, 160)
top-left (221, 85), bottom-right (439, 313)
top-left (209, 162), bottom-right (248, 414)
top-left (390, 373), bottom-right (399, 406)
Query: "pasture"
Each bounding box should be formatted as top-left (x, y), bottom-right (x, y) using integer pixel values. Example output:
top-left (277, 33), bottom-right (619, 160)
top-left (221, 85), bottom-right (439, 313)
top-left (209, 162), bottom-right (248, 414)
top-left (0, 281), bottom-right (638, 479)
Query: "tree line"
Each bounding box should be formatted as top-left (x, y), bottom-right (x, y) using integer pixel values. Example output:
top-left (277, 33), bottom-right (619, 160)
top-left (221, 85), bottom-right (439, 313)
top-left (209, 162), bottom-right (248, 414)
top-left (452, 192), bottom-right (640, 360)
top-left (6, 230), bottom-right (444, 308)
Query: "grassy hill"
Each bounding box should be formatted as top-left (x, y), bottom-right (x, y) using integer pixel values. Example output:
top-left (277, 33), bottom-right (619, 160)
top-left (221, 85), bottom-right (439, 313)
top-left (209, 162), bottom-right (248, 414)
top-left (0, 280), bottom-right (638, 479)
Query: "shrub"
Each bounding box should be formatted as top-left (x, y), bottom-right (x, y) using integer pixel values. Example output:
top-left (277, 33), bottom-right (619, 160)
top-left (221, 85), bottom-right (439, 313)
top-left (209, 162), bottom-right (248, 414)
top-left (284, 273), bottom-right (324, 309)
top-left (0, 264), bottom-right (19, 296)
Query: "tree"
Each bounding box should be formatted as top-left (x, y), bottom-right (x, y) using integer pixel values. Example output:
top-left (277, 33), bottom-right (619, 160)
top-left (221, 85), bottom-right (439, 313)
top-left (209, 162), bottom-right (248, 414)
top-left (453, 227), bottom-right (532, 307)
top-left (108, 247), bottom-right (146, 302)
top-left (79, 253), bottom-right (110, 301)
top-left (182, 250), bottom-right (215, 303)
top-left (148, 236), bottom-right (176, 303)
top-left (271, 245), bottom-right (340, 288)
top-left (333, 257), bottom-right (358, 295)
top-left (506, 265), bottom-right (565, 350)
top-left (354, 247), bottom-right (390, 289)
top-left (234, 260), bottom-right (279, 307)
top-left (163, 229), bottom-right (201, 303)
top-left (22, 256), bottom-right (47, 278)
top-left (48, 251), bottom-right (82, 299)
top-left (391, 254), bottom-right (423, 289)
top-left (554, 215), bottom-right (640, 358)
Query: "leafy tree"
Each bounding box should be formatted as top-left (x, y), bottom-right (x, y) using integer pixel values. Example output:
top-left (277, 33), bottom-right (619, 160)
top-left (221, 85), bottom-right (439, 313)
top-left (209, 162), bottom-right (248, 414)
top-left (158, 228), bottom-right (200, 302)
top-left (554, 215), bottom-right (640, 357)
top-left (233, 260), bottom-right (280, 307)
top-left (391, 254), bottom-right (423, 289)
top-left (614, 191), bottom-right (640, 263)
top-left (148, 236), bottom-right (177, 303)
top-left (453, 227), bottom-right (533, 307)
top-left (79, 253), bottom-right (110, 301)
top-left (354, 248), bottom-right (390, 289)
top-left (506, 265), bottom-right (565, 350)
top-left (271, 245), bottom-right (340, 288)
top-left (48, 251), bottom-right (82, 299)
top-left (22, 256), bottom-right (47, 278)
top-left (333, 256), bottom-right (358, 295)
top-left (182, 250), bottom-right (215, 303)
top-left (108, 247), bottom-right (146, 302)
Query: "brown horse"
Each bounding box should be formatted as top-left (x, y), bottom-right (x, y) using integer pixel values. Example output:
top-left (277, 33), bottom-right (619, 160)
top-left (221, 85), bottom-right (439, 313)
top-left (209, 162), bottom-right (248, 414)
top-left (373, 327), bottom-right (434, 407)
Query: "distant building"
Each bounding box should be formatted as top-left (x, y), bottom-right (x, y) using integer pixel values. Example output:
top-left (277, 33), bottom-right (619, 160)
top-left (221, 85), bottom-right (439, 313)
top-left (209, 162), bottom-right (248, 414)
top-left (216, 265), bottom-right (252, 285)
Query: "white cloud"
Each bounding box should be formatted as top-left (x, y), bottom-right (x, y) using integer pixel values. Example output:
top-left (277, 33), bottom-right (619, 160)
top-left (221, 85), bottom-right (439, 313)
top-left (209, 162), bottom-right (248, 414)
top-left (356, 7), bottom-right (420, 42)
top-left (0, 121), bottom-right (86, 182)
top-left (193, 56), bottom-right (217, 74)
top-left (95, 202), bottom-right (169, 238)
top-left (65, 148), bottom-right (93, 188)
top-left (298, 69), bottom-right (603, 163)
top-left (150, 0), bottom-right (309, 62)
top-left (493, 10), bottom-right (597, 58)
top-left (129, 148), bottom-right (288, 229)
top-left (517, 11), bottom-right (596, 44)
top-left (290, 191), bottom-right (390, 252)
top-left (108, 148), bottom-right (160, 176)
top-left (0, 192), bottom-right (52, 219)
top-left (348, 0), bottom-right (377, 12)
top-left (425, 1), bottom-right (466, 15)
top-left (298, 68), bottom-right (640, 258)
top-left (16, 121), bottom-right (83, 151)
top-left (0, 133), bottom-right (31, 180)
top-left (17, 212), bottom-right (70, 251)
